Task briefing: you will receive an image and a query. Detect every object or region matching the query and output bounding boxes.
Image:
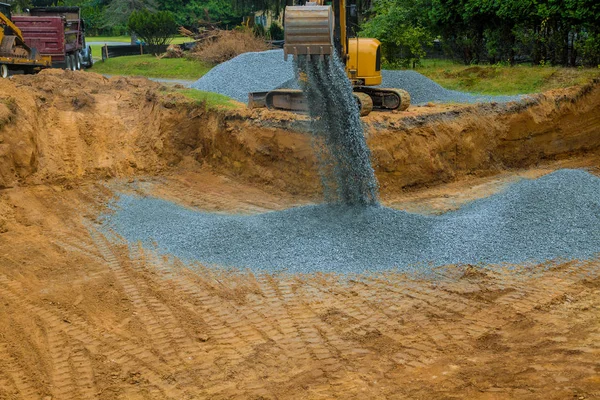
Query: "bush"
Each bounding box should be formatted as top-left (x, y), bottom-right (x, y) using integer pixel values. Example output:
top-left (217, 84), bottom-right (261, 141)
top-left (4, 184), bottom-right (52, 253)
top-left (252, 23), bottom-right (267, 38)
top-left (360, 0), bottom-right (431, 67)
top-left (268, 22), bottom-right (284, 40)
top-left (128, 10), bottom-right (176, 51)
top-left (580, 33), bottom-right (600, 67)
top-left (189, 29), bottom-right (270, 64)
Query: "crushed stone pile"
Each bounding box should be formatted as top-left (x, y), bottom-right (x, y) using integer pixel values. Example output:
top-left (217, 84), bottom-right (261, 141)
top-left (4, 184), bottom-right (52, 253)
top-left (190, 50), bottom-right (294, 103)
top-left (104, 169), bottom-right (600, 274)
top-left (379, 70), bottom-right (524, 105)
top-left (191, 49), bottom-right (524, 105)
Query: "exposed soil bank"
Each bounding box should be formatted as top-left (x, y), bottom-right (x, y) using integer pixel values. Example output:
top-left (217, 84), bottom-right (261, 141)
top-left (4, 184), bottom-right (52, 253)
top-left (0, 70), bottom-right (598, 200)
top-left (201, 78), bottom-right (600, 198)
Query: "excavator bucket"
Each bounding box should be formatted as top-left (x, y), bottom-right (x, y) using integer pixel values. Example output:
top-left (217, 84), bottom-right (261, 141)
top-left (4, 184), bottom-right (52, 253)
top-left (283, 5), bottom-right (334, 61)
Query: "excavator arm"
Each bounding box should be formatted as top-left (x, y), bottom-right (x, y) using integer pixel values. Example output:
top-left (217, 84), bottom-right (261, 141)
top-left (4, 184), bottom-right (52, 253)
top-left (0, 11), bottom-right (24, 41)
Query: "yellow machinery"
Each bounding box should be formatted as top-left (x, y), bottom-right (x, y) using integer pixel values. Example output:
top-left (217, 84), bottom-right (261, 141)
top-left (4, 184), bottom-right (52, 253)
top-left (0, 3), bottom-right (51, 78)
top-left (249, 0), bottom-right (410, 116)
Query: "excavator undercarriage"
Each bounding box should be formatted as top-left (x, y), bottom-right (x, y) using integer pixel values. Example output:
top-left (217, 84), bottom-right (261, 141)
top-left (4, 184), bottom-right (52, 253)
top-left (248, 86), bottom-right (410, 116)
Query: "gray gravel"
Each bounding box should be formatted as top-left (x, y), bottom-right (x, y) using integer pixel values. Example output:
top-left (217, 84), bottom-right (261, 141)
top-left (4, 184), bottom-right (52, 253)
top-left (190, 50), bottom-right (294, 103)
top-left (379, 70), bottom-right (524, 105)
top-left (278, 69), bottom-right (524, 105)
top-left (103, 169), bottom-right (600, 274)
top-left (190, 49), bottom-right (525, 105)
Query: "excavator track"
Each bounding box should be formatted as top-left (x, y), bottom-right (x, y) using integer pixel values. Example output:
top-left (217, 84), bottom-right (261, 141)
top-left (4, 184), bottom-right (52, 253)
top-left (264, 89), bottom-right (308, 112)
top-left (353, 92), bottom-right (373, 116)
top-left (254, 88), bottom-right (379, 116)
top-left (354, 86), bottom-right (411, 111)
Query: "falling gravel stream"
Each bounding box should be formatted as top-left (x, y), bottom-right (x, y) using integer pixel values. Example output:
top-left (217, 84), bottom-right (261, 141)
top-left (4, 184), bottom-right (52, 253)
top-left (296, 53), bottom-right (379, 205)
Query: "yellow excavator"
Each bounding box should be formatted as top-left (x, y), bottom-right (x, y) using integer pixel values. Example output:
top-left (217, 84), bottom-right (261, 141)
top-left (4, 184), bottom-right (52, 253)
top-left (0, 3), bottom-right (51, 78)
top-left (248, 0), bottom-right (410, 116)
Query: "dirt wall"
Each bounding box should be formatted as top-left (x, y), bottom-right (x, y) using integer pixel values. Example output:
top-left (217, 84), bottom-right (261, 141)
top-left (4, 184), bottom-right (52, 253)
top-left (0, 70), bottom-right (598, 199)
top-left (367, 81), bottom-right (600, 194)
top-left (204, 80), bottom-right (600, 197)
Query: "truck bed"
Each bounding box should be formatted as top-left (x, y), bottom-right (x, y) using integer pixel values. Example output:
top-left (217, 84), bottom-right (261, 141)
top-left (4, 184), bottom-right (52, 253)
top-left (12, 16), bottom-right (65, 63)
top-left (13, 15), bottom-right (83, 65)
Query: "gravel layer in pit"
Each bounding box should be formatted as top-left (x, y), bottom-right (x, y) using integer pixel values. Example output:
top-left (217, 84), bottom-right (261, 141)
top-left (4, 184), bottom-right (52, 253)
top-left (191, 49), bottom-right (524, 105)
top-left (104, 169), bottom-right (600, 274)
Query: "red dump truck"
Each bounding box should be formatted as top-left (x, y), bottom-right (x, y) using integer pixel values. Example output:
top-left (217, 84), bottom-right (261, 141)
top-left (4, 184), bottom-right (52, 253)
top-left (13, 6), bottom-right (93, 70)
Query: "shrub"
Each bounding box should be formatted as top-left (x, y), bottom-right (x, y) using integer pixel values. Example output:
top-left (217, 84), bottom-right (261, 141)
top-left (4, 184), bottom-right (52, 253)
top-left (252, 23), bottom-right (267, 38)
top-left (128, 10), bottom-right (176, 51)
top-left (268, 22), bottom-right (284, 40)
top-left (580, 33), bottom-right (600, 68)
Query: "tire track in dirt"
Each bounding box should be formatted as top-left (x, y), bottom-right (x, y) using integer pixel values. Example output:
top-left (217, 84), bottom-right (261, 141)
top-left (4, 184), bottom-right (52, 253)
top-left (162, 272), bottom-right (263, 362)
top-left (122, 241), bottom-right (280, 394)
top-left (45, 330), bottom-right (82, 399)
top-left (356, 277), bottom-right (484, 353)
top-left (0, 273), bottom-right (186, 399)
top-left (0, 275), bottom-right (94, 399)
top-left (254, 276), bottom-right (314, 363)
top-left (87, 228), bottom-right (188, 368)
top-left (277, 280), bottom-right (365, 372)
top-left (127, 246), bottom-right (211, 368)
top-left (0, 342), bottom-right (40, 399)
top-left (301, 278), bottom-right (442, 367)
top-left (277, 280), bottom-right (338, 374)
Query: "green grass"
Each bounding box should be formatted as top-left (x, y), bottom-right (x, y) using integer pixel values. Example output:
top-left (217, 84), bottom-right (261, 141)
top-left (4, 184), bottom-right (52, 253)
top-left (387, 59), bottom-right (600, 95)
top-left (90, 55), bottom-right (211, 80)
top-left (175, 89), bottom-right (240, 109)
top-left (89, 44), bottom-right (104, 60)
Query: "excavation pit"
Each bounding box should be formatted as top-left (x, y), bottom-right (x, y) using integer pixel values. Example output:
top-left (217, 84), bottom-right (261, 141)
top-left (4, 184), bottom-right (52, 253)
top-left (0, 70), bottom-right (599, 398)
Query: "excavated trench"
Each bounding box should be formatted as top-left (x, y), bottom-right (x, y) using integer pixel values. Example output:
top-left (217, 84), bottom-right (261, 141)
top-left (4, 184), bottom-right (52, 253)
top-left (0, 69), bottom-right (600, 399)
top-left (2, 69), bottom-right (600, 273)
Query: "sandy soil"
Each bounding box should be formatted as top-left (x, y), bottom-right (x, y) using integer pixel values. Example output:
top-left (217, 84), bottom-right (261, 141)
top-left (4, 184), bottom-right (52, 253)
top-left (0, 71), bottom-right (598, 399)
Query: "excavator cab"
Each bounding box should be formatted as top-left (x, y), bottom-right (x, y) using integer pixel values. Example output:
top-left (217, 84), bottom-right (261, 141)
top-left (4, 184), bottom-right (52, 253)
top-left (0, 4), bottom-right (10, 21)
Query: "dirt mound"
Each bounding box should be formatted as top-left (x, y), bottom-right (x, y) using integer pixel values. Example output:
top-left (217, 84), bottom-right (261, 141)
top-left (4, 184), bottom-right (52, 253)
top-left (0, 69), bottom-right (213, 188)
top-left (189, 29), bottom-right (270, 64)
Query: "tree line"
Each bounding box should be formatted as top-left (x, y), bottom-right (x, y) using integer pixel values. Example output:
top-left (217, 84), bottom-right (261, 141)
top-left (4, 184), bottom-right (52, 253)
top-left (12, 0), bottom-right (243, 36)
top-left (362, 0), bottom-right (600, 67)
top-left (234, 0), bottom-right (600, 67)
top-left (11, 0), bottom-right (599, 67)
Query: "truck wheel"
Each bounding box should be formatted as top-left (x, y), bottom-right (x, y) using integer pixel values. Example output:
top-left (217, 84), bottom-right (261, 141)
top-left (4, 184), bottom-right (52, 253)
top-left (65, 56), bottom-right (72, 71)
top-left (0, 65), bottom-right (7, 78)
top-left (75, 51), bottom-right (82, 70)
top-left (87, 47), bottom-right (93, 68)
